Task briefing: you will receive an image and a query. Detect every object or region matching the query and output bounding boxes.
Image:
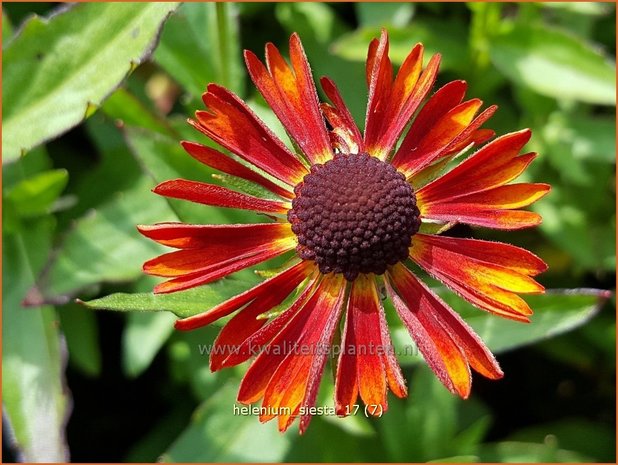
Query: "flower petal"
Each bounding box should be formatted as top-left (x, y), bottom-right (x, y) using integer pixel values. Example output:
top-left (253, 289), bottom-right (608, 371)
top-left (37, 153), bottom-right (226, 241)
top-left (181, 141), bottom-right (294, 199)
top-left (320, 76), bottom-right (363, 154)
top-left (416, 129), bottom-right (535, 205)
top-left (174, 260), bottom-right (315, 330)
top-left (409, 234), bottom-right (547, 322)
top-left (238, 274), bottom-right (347, 433)
top-left (348, 274), bottom-right (388, 412)
top-left (211, 271), bottom-right (320, 371)
top-left (153, 239), bottom-right (295, 294)
top-left (419, 183), bottom-right (550, 230)
top-left (143, 231), bottom-right (294, 277)
top-left (244, 34), bottom-right (333, 164)
top-left (153, 179), bottom-right (290, 214)
top-left (393, 98), bottom-right (484, 174)
top-left (386, 264), bottom-right (471, 398)
top-left (193, 84), bottom-right (308, 186)
top-left (365, 30), bottom-right (441, 160)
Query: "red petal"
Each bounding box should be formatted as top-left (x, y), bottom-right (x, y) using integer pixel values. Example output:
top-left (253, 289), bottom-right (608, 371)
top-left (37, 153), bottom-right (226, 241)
top-left (137, 222), bottom-right (292, 249)
top-left (320, 76), bottom-right (363, 153)
top-left (417, 129), bottom-right (534, 205)
top-left (193, 84), bottom-right (308, 186)
top-left (153, 240), bottom-right (294, 294)
top-left (349, 275), bottom-right (388, 412)
top-left (244, 34), bottom-right (333, 165)
top-left (210, 271), bottom-right (319, 371)
top-left (420, 183), bottom-right (550, 230)
top-left (174, 260), bottom-right (315, 330)
top-left (393, 98), bottom-right (483, 175)
top-left (386, 264), bottom-right (472, 398)
top-left (153, 179), bottom-right (290, 214)
top-left (365, 32), bottom-right (441, 160)
top-left (181, 141), bottom-right (293, 199)
top-left (392, 80), bottom-right (468, 166)
top-left (409, 234), bottom-right (547, 322)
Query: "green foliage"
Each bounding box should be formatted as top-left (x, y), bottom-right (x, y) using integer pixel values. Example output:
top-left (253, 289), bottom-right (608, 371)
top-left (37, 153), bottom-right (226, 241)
top-left (2, 2), bottom-right (615, 463)
top-left (2, 2), bottom-right (178, 162)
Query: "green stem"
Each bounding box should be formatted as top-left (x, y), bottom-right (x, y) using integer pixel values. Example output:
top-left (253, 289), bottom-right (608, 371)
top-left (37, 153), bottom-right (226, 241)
top-left (215, 2), bottom-right (230, 88)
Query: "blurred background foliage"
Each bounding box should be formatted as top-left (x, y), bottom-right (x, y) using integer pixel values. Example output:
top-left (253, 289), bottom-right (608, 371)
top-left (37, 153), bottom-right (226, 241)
top-left (2, 2), bottom-right (616, 463)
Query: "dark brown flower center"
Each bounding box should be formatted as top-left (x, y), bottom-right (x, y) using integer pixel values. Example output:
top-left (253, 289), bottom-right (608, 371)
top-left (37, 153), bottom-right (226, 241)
top-left (288, 153), bottom-right (420, 281)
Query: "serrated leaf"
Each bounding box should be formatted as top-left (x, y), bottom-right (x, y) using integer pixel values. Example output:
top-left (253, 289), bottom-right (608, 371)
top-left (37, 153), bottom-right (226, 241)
top-left (2, 2), bottom-right (178, 162)
top-left (489, 22), bottom-right (616, 105)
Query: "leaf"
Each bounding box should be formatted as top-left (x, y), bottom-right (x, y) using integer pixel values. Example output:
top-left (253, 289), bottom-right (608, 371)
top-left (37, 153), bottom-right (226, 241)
top-left (101, 87), bottom-right (173, 136)
top-left (2, 2), bottom-right (178, 162)
top-left (332, 22), bottom-right (469, 72)
top-left (80, 278), bottom-right (249, 319)
top-left (3, 10), bottom-right (13, 42)
top-left (123, 126), bottom-right (249, 225)
top-left (122, 312), bottom-right (176, 378)
top-left (3, 216), bottom-right (70, 462)
top-left (161, 382), bottom-right (292, 462)
top-left (4, 169), bottom-right (68, 218)
top-left (26, 177), bottom-right (177, 304)
top-left (355, 3), bottom-right (415, 28)
top-left (476, 440), bottom-right (589, 462)
top-left (154, 2), bottom-right (244, 97)
top-left (393, 289), bottom-right (610, 364)
top-left (489, 22), bottom-right (616, 105)
top-left (58, 303), bottom-right (101, 377)
top-left (506, 418), bottom-right (616, 462)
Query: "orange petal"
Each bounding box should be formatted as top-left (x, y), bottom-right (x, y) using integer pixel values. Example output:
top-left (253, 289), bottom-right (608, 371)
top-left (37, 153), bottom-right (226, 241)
top-left (137, 222), bottom-right (292, 250)
top-left (153, 240), bottom-right (295, 294)
top-left (410, 234), bottom-right (547, 321)
top-left (244, 34), bottom-right (333, 164)
top-left (194, 84), bottom-right (308, 186)
top-left (181, 141), bottom-right (293, 199)
top-left (417, 129), bottom-right (534, 205)
top-left (386, 264), bottom-right (472, 398)
top-left (212, 273), bottom-right (320, 370)
top-left (153, 179), bottom-right (290, 214)
top-left (320, 76), bottom-right (363, 154)
top-left (173, 260), bottom-right (315, 330)
top-left (420, 183), bottom-right (550, 230)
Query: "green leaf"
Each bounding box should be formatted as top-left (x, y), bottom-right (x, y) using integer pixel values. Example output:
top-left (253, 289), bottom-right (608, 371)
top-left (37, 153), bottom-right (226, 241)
top-left (27, 177), bottom-right (177, 304)
top-left (427, 455), bottom-right (479, 463)
top-left (162, 382), bottom-right (292, 462)
top-left (122, 311), bottom-right (175, 378)
top-left (154, 2), bottom-right (243, 97)
top-left (377, 365), bottom-right (458, 461)
top-left (4, 169), bottom-right (68, 218)
top-left (355, 3), bottom-right (415, 28)
top-left (59, 303), bottom-right (101, 377)
top-left (506, 418), bottom-right (616, 462)
top-left (333, 21), bottom-right (469, 72)
top-left (3, 10), bottom-right (14, 43)
top-left (80, 278), bottom-right (249, 319)
top-left (477, 440), bottom-right (589, 462)
top-left (123, 126), bottom-right (247, 225)
top-left (394, 289), bottom-right (610, 364)
top-left (102, 87), bottom-right (173, 136)
top-left (2, 2), bottom-right (178, 162)
top-left (489, 22), bottom-right (616, 105)
top-left (3, 216), bottom-right (70, 461)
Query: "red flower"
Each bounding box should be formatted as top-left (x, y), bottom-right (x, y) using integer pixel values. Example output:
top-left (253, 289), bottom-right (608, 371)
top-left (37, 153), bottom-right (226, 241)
top-left (139, 31), bottom-right (549, 433)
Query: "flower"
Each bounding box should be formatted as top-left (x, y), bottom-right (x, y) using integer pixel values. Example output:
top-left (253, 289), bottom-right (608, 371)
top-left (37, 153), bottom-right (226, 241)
top-left (138, 30), bottom-right (549, 433)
